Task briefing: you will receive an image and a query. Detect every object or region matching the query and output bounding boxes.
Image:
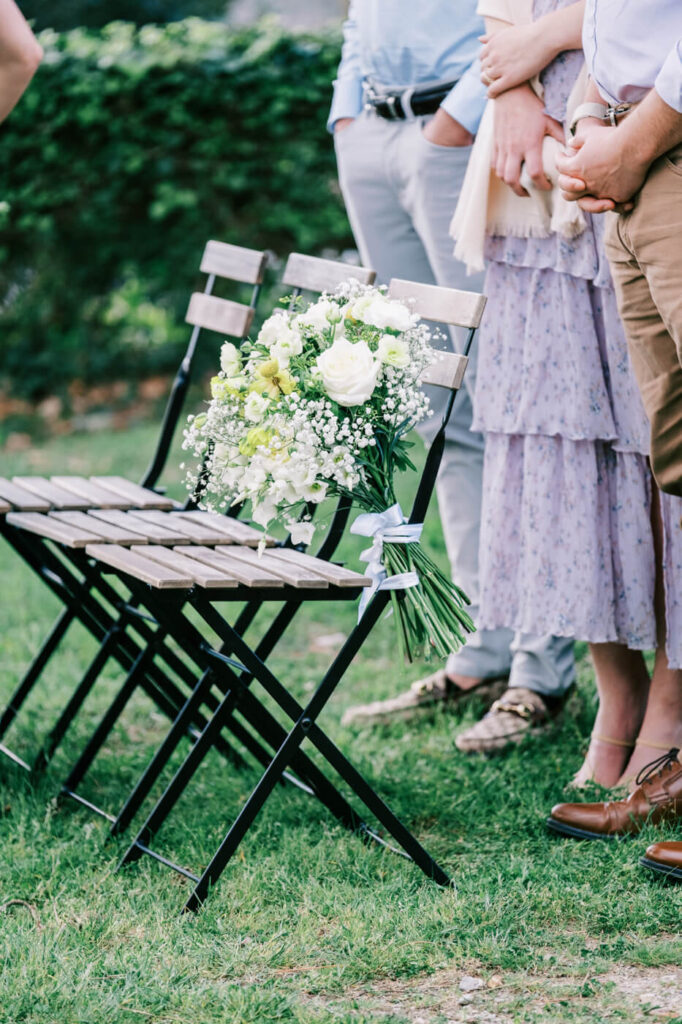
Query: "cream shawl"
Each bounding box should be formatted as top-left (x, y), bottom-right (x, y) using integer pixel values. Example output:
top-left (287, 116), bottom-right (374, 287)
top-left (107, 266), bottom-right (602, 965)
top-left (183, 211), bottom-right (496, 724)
top-left (449, 0), bottom-right (586, 273)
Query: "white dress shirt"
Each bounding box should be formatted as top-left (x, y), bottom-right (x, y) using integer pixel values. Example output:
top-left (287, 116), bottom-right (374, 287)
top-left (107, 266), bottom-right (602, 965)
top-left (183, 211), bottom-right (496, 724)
top-left (328, 0), bottom-right (488, 134)
top-left (583, 0), bottom-right (682, 112)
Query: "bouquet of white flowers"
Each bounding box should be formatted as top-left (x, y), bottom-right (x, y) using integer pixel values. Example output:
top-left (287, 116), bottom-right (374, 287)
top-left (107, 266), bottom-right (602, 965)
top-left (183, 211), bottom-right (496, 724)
top-left (183, 282), bottom-right (474, 661)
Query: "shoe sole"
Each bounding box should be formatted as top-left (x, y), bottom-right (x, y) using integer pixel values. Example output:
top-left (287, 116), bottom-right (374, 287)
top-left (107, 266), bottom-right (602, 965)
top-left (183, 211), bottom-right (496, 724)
top-left (546, 816), bottom-right (622, 841)
top-left (344, 678), bottom-right (508, 728)
top-left (455, 722), bottom-right (552, 755)
top-left (640, 856), bottom-right (682, 883)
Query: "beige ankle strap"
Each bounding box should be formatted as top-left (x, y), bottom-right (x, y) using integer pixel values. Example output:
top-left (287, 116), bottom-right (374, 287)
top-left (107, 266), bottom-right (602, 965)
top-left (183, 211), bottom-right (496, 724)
top-left (635, 737), bottom-right (676, 752)
top-left (593, 732), bottom-right (634, 749)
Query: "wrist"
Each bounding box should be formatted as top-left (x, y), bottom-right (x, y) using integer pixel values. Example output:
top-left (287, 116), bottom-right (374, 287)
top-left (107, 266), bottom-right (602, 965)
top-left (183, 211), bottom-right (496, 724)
top-left (618, 111), bottom-right (657, 170)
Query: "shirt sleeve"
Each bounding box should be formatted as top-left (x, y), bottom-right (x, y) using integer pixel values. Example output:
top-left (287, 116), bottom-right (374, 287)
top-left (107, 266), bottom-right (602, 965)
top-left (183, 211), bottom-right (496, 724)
top-left (440, 57), bottom-right (489, 135)
top-left (655, 39), bottom-right (682, 113)
top-left (327, 0), bottom-right (364, 133)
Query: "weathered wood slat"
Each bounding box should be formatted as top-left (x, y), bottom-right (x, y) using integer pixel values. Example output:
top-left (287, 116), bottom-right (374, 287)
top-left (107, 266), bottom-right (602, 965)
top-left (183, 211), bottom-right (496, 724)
top-left (176, 511), bottom-right (269, 547)
top-left (51, 476), bottom-right (134, 509)
top-left (140, 545), bottom-right (239, 588)
top-left (185, 293), bottom-right (254, 338)
top-left (420, 353), bottom-right (469, 391)
top-left (282, 253), bottom-right (375, 293)
top-left (388, 278), bottom-right (487, 329)
top-left (0, 478), bottom-right (51, 512)
top-left (200, 241), bottom-right (267, 285)
top-left (220, 546), bottom-right (328, 589)
top-left (136, 510), bottom-right (237, 545)
top-left (85, 544), bottom-right (194, 589)
top-left (6, 512), bottom-right (102, 549)
top-left (50, 511), bottom-right (148, 545)
top-left (11, 476), bottom-right (93, 510)
top-left (0, 499), bottom-right (10, 515)
top-left (183, 546), bottom-right (285, 588)
top-left (87, 510), bottom-right (187, 545)
top-left (89, 477), bottom-right (175, 510)
top-left (266, 547), bottom-right (372, 588)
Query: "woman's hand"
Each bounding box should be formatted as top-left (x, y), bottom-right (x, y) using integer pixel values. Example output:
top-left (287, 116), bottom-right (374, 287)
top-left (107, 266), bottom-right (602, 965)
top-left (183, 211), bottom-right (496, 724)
top-left (480, 23), bottom-right (553, 97)
top-left (492, 84), bottom-right (565, 196)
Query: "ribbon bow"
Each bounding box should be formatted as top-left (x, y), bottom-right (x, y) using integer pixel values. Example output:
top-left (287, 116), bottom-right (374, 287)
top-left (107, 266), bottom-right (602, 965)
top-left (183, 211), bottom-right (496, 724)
top-left (350, 503), bottom-right (423, 618)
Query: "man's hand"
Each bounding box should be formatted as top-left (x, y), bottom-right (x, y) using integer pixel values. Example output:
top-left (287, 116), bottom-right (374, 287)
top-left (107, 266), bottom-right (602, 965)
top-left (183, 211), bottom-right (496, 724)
top-left (334, 117), bottom-right (356, 133)
top-left (557, 122), bottom-right (649, 210)
top-left (493, 84), bottom-right (564, 195)
top-left (422, 108), bottom-right (474, 147)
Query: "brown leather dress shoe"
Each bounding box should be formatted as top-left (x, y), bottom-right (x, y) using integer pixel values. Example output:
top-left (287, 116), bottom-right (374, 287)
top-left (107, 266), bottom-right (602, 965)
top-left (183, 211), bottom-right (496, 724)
top-left (547, 748), bottom-right (682, 840)
top-left (640, 841), bottom-right (682, 882)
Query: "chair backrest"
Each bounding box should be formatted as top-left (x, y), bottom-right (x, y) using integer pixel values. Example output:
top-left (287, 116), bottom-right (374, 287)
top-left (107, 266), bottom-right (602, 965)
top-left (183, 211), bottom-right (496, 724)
top-left (140, 241), bottom-right (268, 489)
top-left (282, 252), bottom-right (375, 298)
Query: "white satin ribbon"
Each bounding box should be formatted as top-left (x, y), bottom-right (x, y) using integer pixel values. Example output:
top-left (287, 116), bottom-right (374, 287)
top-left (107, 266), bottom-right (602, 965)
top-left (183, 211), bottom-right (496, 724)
top-left (350, 503), bottom-right (423, 618)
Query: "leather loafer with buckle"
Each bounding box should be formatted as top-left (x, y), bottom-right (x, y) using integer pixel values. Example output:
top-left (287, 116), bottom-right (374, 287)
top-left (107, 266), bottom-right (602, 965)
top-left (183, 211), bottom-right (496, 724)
top-left (454, 686), bottom-right (565, 754)
top-left (340, 669), bottom-right (507, 727)
top-left (640, 841), bottom-right (682, 882)
top-left (547, 748), bottom-right (682, 840)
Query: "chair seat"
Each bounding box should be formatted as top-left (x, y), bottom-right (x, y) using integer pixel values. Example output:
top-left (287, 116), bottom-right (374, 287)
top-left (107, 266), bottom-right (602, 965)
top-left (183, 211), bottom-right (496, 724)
top-left (0, 475), bottom-right (174, 512)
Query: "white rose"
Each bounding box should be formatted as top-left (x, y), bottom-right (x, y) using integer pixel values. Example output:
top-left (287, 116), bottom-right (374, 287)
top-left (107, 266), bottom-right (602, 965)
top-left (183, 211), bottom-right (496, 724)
top-left (361, 295), bottom-right (414, 333)
top-left (244, 391), bottom-right (269, 423)
top-left (316, 337), bottom-right (380, 407)
top-left (377, 334), bottom-right (411, 368)
top-left (220, 341), bottom-right (242, 376)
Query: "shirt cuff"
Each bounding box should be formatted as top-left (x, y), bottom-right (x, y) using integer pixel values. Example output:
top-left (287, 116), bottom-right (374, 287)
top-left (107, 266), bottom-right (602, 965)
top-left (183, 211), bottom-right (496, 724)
top-left (440, 58), bottom-right (488, 135)
top-left (655, 39), bottom-right (682, 113)
top-left (327, 77), bottom-right (364, 133)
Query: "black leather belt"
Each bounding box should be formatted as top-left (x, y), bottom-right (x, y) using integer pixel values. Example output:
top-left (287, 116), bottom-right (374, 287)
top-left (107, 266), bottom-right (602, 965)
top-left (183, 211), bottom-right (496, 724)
top-left (365, 81), bottom-right (457, 121)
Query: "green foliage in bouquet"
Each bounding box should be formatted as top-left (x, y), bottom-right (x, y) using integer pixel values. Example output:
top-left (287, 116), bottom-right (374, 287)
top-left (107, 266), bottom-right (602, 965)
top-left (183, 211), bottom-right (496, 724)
top-left (0, 20), bottom-right (350, 398)
top-left (184, 284), bottom-right (475, 662)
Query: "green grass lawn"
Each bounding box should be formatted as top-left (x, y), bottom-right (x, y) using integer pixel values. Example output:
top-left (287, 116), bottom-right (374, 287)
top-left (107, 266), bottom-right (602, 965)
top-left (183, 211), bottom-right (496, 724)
top-left (1, 423), bottom-right (681, 1024)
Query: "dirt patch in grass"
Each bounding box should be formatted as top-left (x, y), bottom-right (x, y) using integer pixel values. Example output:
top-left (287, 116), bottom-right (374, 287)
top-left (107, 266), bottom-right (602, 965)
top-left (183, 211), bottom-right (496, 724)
top-left (309, 964), bottom-right (682, 1023)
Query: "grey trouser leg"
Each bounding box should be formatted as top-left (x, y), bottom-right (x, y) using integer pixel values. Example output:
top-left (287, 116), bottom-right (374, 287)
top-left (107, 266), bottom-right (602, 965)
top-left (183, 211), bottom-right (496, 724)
top-left (335, 112), bottom-right (574, 695)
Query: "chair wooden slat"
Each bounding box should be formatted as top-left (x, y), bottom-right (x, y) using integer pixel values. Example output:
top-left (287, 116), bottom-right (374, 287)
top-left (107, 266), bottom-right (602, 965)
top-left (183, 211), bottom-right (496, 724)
top-left (50, 511), bottom-right (148, 546)
top-left (0, 499), bottom-right (10, 514)
top-left (11, 476), bottom-right (93, 510)
top-left (200, 241), bottom-right (267, 285)
top-left (220, 546), bottom-right (328, 589)
top-left (266, 547), bottom-right (372, 588)
top-left (89, 477), bottom-right (175, 510)
top-left (420, 353), bottom-right (469, 391)
top-left (85, 544), bottom-right (194, 589)
top-left (185, 293), bottom-right (254, 338)
top-left (282, 253), bottom-right (375, 293)
top-left (388, 278), bottom-right (487, 329)
top-left (183, 546), bottom-right (285, 588)
top-left (137, 511), bottom-right (238, 545)
top-left (87, 510), bottom-right (187, 545)
top-left (6, 512), bottom-right (102, 549)
top-left (141, 545), bottom-right (239, 588)
top-left (175, 511), bottom-right (269, 547)
top-left (51, 476), bottom-right (134, 509)
top-left (0, 477), bottom-right (50, 511)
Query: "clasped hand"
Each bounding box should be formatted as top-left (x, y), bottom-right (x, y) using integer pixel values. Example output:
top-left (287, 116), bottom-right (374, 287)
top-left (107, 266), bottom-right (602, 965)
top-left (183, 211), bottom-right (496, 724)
top-left (556, 121), bottom-right (645, 213)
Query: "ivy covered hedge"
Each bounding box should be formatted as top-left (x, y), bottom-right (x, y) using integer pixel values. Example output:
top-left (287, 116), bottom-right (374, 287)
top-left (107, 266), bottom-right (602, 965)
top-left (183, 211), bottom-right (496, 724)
top-left (0, 19), bottom-right (350, 398)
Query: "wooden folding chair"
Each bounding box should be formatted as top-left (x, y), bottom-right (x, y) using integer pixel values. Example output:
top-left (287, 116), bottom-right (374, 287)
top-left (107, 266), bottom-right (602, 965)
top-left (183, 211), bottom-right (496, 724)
top-left (0, 241), bottom-right (267, 772)
top-left (54, 278), bottom-right (487, 911)
top-left (0, 253), bottom-right (376, 832)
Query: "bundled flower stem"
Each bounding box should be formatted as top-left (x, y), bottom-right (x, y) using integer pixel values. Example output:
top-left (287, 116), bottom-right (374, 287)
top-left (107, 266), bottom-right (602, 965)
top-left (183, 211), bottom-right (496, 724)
top-left (183, 281), bottom-right (475, 662)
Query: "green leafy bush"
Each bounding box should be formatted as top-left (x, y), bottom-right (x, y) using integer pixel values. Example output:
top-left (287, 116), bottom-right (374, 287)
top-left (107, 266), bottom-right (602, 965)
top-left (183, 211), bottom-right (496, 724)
top-left (0, 19), bottom-right (351, 398)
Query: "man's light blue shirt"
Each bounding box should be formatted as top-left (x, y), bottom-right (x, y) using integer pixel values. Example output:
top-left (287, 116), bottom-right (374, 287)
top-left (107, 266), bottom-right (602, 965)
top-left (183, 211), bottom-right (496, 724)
top-left (583, 0), bottom-right (682, 113)
top-left (327, 0), bottom-right (487, 135)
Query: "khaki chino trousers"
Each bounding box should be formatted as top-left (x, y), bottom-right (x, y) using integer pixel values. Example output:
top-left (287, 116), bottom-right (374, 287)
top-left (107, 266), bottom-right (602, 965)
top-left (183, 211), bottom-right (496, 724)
top-left (606, 144), bottom-right (682, 496)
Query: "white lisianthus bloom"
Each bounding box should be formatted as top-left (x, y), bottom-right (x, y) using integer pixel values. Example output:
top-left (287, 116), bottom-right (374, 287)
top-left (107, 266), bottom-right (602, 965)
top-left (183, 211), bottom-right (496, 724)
top-left (316, 337), bottom-right (380, 407)
top-left (252, 497), bottom-right (277, 528)
top-left (361, 295), bottom-right (414, 333)
top-left (244, 391), bottom-right (269, 423)
top-left (377, 333), bottom-right (411, 368)
top-left (257, 311), bottom-right (290, 348)
top-left (220, 341), bottom-right (242, 376)
top-left (270, 325), bottom-right (303, 368)
top-left (295, 298), bottom-right (345, 334)
top-left (288, 520), bottom-right (315, 545)
top-left (301, 479), bottom-right (327, 503)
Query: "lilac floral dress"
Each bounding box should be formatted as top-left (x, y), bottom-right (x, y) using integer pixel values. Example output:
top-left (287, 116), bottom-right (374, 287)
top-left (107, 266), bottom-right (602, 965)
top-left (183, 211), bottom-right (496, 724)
top-left (473, 0), bottom-right (682, 666)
